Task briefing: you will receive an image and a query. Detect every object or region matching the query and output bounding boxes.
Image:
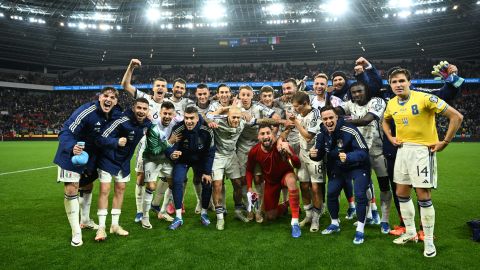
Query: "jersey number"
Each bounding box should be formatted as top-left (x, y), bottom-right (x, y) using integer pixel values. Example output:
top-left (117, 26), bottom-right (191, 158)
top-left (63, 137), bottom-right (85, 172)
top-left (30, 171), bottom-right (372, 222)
top-left (153, 112), bottom-right (159, 119)
top-left (411, 105), bottom-right (419, 115)
top-left (416, 166), bottom-right (428, 177)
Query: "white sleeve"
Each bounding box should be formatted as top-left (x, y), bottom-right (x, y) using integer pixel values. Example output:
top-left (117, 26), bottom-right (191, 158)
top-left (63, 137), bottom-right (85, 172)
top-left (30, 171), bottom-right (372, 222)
top-left (367, 98), bottom-right (386, 119)
top-left (307, 110), bottom-right (321, 134)
top-left (341, 100), bottom-right (352, 115)
top-left (134, 88), bottom-right (147, 99)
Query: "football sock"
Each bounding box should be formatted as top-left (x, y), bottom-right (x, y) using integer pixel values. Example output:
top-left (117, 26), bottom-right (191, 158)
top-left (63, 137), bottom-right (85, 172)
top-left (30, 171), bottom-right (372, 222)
top-left (331, 219), bottom-right (340, 226)
top-left (312, 207), bottom-right (321, 222)
top-left (175, 209), bottom-right (182, 220)
top-left (398, 196), bottom-right (416, 235)
top-left (79, 189), bottom-right (92, 224)
top-left (356, 221), bottom-right (365, 233)
top-left (419, 199), bottom-right (435, 241)
top-left (216, 206), bottom-right (224, 220)
top-left (348, 197), bottom-right (355, 208)
top-left (291, 218), bottom-right (299, 226)
top-left (111, 208), bottom-right (121, 226)
top-left (143, 188), bottom-right (154, 218)
top-left (152, 180), bottom-right (168, 206)
top-left (135, 184), bottom-right (145, 214)
top-left (289, 189), bottom-right (300, 219)
top-left (304, 204), bottom-right (313, 219)
top-left (64, 193), bottom-right (81, 235)
top-left (161, 188), bottom-right (172, 213)
top-left (97, 208), bottom-right (108, 228)
top-left (201, 208), bottom-right (208, 215)
top-left (380, 190), bottom-right (392, 223)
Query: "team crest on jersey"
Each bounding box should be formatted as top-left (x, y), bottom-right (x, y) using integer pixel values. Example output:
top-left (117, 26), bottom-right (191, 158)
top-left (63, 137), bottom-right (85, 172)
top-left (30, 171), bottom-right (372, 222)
top-left (128, 131), bottom-right (135, 141)
top-left (374, 102), bottom-right (383, 112)
top-left (402, 117), bottom-right (409, 125)
top-left (94, 122), bottom-right (102, 132)
top-left (429, 96), bottom-right (438, 103)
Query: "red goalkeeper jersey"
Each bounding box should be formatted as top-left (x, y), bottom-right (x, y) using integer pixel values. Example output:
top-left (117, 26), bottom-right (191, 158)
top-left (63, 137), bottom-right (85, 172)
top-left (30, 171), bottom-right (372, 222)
top-left (245, 141), bottom-right (300, 189)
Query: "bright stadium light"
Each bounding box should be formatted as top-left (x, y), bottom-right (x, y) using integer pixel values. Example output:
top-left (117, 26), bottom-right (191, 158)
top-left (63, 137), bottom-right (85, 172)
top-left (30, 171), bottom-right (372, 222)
top-left (263, 3), bottom-right (285, 15)
top-left (203, 1), bottom-right (226, 20)
top-left (0, 13), bottom-right (5, 17)
top-left (398, 10), bottom-right (411, 18)
top-left (320, 0), bottom-right (349, 16)
top-left (388, 0), bottom-right (414, 8)
top-left (146, 6), bottom-right (161, 22)
top-left (78, 22), bottom-right (87, 29)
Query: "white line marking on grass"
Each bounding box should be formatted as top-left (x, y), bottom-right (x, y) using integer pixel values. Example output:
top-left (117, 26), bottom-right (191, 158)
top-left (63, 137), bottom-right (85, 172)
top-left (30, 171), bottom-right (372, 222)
top-left (0, 165), bottom-right (56, 176)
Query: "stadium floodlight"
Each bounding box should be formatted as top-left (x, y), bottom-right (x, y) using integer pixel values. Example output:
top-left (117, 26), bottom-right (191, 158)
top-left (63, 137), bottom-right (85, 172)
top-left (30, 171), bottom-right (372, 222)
top-left (263, 3), bottom-right (285, 15)
top-left (388, 0), bottom-right (413, 9)
top-left (0, 13), bottom-right (4, 17)
top-left (60, 22), bottom-right (65, 26)
top-left (116, 25), bottom-right (122, 30)
top-left (203, 1), bottom-right (226, 20)
top-left (99, 24), bottom-right (110, 31)
top-left (94, 12), bottom-right (114, 21)
top-left (398, 10), bottom-right (411, 18)
top-left (78, 22), bottom-right (87, 29)
top-left (320, 0), bottom-right (349, 16)
top-left (146, 6), bottom-right (161, 22)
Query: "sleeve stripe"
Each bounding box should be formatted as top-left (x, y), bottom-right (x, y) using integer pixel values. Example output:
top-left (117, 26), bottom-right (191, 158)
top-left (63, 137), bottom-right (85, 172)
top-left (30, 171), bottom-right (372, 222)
top-left (102, 117), bottom-right (129, 137)
top-left (69, 105), bottom-right (96, 133)
top-left (340, 126), bottom-right (367, 149)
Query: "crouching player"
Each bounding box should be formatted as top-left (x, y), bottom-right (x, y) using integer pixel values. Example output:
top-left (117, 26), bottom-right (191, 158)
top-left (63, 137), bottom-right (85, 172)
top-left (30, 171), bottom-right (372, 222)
top-left (94, 98), bottom-right (151, 241)
top-left (246, 124), bottom-right (302, 238)
top-left (309, 106), bottom-right (371, 244)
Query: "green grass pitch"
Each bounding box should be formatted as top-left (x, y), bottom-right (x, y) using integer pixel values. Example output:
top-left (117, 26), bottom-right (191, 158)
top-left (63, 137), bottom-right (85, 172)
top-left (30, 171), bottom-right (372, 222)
top-left (0, 141), bottom-right (479, 269)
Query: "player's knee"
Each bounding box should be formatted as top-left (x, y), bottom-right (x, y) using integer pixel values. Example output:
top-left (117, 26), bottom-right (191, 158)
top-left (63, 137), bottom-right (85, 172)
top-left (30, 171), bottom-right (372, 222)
top-left (64, 183), bottom-right (79, 195)
top-left (146, 182), bottom-right (156, 191)
top-left (114, 183), bottom-right (126, 193)
top-left (415, 188), bottom-right (431, 201)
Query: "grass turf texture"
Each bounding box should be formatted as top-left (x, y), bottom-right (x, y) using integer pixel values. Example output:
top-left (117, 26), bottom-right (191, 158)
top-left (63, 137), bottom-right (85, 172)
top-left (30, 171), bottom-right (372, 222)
top-left (0, 141), bottom-right (479, 269)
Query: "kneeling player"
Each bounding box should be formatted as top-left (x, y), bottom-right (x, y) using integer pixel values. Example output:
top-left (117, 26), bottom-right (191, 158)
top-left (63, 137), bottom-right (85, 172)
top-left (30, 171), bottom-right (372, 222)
top-left (246, 125), bottom-right (302, 238)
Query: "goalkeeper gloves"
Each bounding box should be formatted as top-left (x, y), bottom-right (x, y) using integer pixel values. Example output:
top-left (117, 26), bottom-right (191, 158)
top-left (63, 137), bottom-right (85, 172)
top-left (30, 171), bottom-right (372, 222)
top-left (431, 60), bottom-right (464, 88)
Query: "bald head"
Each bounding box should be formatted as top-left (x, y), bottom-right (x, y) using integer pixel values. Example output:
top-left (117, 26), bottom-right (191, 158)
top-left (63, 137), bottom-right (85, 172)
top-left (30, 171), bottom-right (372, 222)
top-left (227, 107), bottom-right (242, 128)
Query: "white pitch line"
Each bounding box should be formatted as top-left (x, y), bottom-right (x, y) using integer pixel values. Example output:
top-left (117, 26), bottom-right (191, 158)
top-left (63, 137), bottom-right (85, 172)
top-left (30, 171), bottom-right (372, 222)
top-left (0, 165), bottom-right (56, 176)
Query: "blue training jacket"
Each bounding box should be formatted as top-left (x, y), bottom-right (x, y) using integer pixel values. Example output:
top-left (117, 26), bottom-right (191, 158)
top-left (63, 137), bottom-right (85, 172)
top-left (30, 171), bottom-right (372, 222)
top-left (53, 100), bottom-right (122, 174)
top-left (165, 115), bottom-right (216, 175)
top-left (96, 109), bottom-right (152, 177)
top-left (310, 118), bottom-right (370, 177)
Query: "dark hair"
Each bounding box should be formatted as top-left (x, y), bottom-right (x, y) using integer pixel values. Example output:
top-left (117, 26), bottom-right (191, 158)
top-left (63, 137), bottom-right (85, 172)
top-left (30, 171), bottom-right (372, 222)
top-left (389, 68), bottom-right (411, 82)
top-left (134, 97), bottom-right (149, 106)
top-left (260, 85), bottom-right (274, 94)
top-left (292, 91), bottom-right (310, 105)
top-left (153, 77), bottom-right (167, 83)
top-left (282, 78), bottom-right (297, 87)
top-left (217, 83), bottom-right (230, 92)
top-left (257, 123), bottom-right (273, 131)
top-left (196, 83), bottom-right (209, 91)
top-left (349, 81), bottom-right (371, 101)
top-left (331, 71), bottom-right (347, 81)
top-left (100, 86), bottom-right (119, 98)
top-left (320, 105), bottom-right (337, 115)
top-left (173, 78), bottom-right (186, 86)
top-left (161, 101), bottom-right (175, 110)
top-left (184, 106), bottom-right (199, 114)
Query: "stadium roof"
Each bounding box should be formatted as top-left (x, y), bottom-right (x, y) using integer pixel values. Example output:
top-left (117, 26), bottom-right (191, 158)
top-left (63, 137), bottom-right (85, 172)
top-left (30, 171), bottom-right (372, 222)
top-left (0, 0), bottom-right (479, 71)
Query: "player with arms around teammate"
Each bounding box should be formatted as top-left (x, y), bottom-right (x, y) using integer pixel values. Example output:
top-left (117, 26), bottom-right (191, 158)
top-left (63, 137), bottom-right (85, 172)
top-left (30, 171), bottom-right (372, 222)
top-left (165, 106), bottom-right (216, 230)
top-left (246, 125), bottom-right (302, 238)
top-left (382, 68), bottom-right (463, 257)
top-left (341, 82), bottom-right (392, 232)
top-left (121, 58), bottom-right (168, 222)
top-left (53, 86), bottom-right (122, 247)
top-left (310, 106), bottom-right (371, 244)
top-left (283, 91), bottom-right (325, 233)
top-left (140, 101), bottom-right (183, 229)
top-left (94, 98), bottom-right (152, 241)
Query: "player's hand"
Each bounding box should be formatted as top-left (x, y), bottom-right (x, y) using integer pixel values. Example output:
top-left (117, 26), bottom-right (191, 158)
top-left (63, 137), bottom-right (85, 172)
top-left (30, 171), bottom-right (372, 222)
top-left (390, 137), bottom-right (402, 147)
top-left (447, 64), bottom-right (458, 75)
top-left (208, 122), bottom-right (219, 129)
top-left (355, 57), bottom-right (370, 67)
top-left (309, 147), bottom-right (318, 158)
top-left (129, 59), bottom-right (141, 69)
top-left (168, 133), bottom-right (182, 145)
top-left (339, 152), bottom-right (347, 162)
top-left (118, 137), bottom-right (127, 147)
top-left (72, 144), bottom-right (84, 155)
top-left (202, 174), bottom-right (212, 184)
top-left (354, 65), bottom-right (365, 75)
top-left (327, 86), bottom-right (335, 93)
top-left (429, 141), bottom-right (448, 153)
top-left (286, 111), bottom-right (296, 121)
top-left (279, 142), bottom-right (292, 156)
top-left (231, 96), bottom-right (240, 107)
top-left (242, 112), bottom-right (252, 122)
top-left (170, 150), bottom-right (182, 160)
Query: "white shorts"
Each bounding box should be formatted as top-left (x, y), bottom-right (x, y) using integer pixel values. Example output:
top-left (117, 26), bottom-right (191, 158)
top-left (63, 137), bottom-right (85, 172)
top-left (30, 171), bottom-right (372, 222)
top-left (135, 136), bottom-right (146, 173)
top-left (144, 159), bottom-right (173, 183)
top-left (298, 151), bottom-right (324, 183)
top-left (212, 152), bottom-right (242, 181)
top-left (237, 148), bottom-right (253, 177)
top-left (57, 167), bottom-right (81, 183)
top-left (98, 169), bottom-right (130, 183)
top-left (370, 154), bottom-right (388, 178)
top-left (394, 143), bottom-right (437, 189)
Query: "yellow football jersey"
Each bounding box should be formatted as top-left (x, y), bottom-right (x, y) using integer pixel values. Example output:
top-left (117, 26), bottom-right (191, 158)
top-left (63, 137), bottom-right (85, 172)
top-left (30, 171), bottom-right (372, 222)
top-left (384, 90), bottom-right (448, 145)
